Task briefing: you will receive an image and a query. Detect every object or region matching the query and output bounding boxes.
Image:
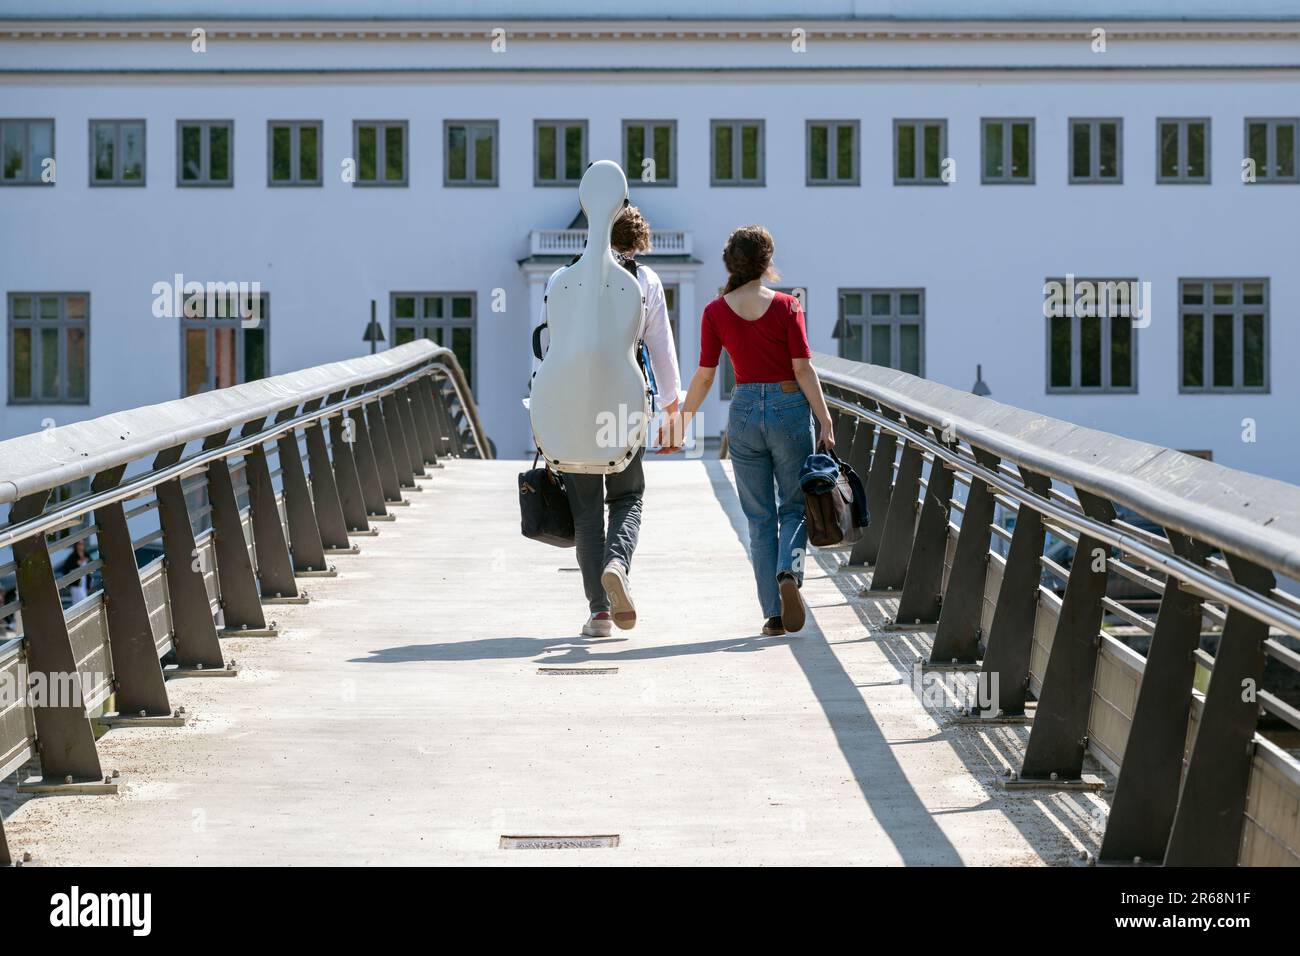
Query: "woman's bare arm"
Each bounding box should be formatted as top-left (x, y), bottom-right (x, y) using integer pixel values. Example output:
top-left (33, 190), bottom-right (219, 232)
top-left (657, 365), bottom-right (716, 453)
top-left (792, 357), bottom-right (834, 451)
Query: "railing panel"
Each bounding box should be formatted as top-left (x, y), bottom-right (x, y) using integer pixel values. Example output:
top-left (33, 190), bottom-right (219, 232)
top-left (65, 599), bottom-right (114, 713)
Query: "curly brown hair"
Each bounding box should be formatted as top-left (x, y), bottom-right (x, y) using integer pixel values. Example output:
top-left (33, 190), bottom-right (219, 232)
top-left (610, 204), bottom-right (652, 255)
top-left (722, 225), bottom-right (780, 294)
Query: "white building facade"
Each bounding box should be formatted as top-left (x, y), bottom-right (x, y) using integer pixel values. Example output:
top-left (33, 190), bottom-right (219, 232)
top-left (1, 1), bottom-right (1298, 482)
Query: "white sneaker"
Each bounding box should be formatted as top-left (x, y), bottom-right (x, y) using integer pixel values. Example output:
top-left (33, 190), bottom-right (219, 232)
top-left (601, 561), bottom-right (637, 631)
top-left (582, 612), bottom-right (613, 638)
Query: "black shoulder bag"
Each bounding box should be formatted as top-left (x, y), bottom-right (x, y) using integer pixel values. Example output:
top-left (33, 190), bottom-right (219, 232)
top-left (518, 452), bottom-right (575, 548)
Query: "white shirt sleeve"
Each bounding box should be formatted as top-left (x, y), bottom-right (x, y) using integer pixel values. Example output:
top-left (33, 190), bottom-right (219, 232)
top-left (640, 268), bottom-right (684, 407)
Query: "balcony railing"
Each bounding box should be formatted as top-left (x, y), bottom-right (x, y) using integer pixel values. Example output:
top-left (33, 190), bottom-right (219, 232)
top-left (529, 228), bottom-right (691, 257)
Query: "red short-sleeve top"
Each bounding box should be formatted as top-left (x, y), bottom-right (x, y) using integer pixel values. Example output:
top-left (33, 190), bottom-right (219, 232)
top-left (699, 291), bottom-right (811, 384)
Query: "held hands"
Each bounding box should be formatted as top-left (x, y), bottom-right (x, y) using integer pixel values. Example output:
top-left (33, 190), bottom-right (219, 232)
top-left (656, 409), bottom-right (685, 454)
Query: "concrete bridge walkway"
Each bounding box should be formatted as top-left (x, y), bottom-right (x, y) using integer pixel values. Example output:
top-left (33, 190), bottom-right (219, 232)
top-left (4, 459), bottom-right (1107, 865)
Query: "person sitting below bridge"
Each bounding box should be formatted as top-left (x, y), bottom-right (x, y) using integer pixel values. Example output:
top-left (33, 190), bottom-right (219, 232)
top-left (664, 225), bottom-right (836, 636)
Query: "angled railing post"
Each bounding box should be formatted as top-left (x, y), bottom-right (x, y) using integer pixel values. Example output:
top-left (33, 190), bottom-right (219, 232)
top-left (365, 400), bottom-right (404, 502)
top-left (1018, 489), bottom-right (1117, 782)
top-left (238, 418), bottom-right (300, 600)
top-left (431, 382), bottom-right (461, 458)
top-left (328, 406), bottom-right (374, 529)
top-left (867, 416), bottom-right (928, 592)
top-left (301, 398), bottom-right (354, 550)
top-left (345, 398), bottom-right (390, 518)
top-left (381, 390), bottom-right (418, 488)
top-left (202, 431), bottom-right (267, 632)
top-left (404, 380), bottom-right (440, 467)
top-left (830, 394), bottom-right (855, 453)
top-left (893, 427), bottom-right (958, 625)
top-left (849, 405), bottom-right (897, 568)
top-left (90, 465), bottom-right (172, 716)
top-left (1164, 553), bottom-right (1275, 866)
top-left (9, 491), bottom-right (104, 783)
top-left (153, 444), bottom-right (226, 670)
top-left (1100, 532), bottom-right (1211, 863)
top-left (273, 408), bottom-right (329, 573)
top-left (393, 386), bottom-right (428, 478)
top-left (929, 448), bottom-right (1001, 663)
top-left (980, 467), bottom-right (1051, 717)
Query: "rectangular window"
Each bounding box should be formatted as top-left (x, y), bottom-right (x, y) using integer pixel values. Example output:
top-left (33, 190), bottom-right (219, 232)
top-left (1044, 278), bottom-right (1138, 393)
top-left (981, 118), bottom-right (1034, 184)
top-left (391, 293), bottom-right (476, 390)
top-left (623, 120), bottom-right (676, 186)
top-left (177, 120), bottom-right (233, 187)
top-left (1069, 118), bottom-right (1122, 183)
top-left (534, 120), bottom-right (586, 186)
top-left (807, 121), bottom-right (858, 185)
top-left (894, 119), bottom-right (947, 185)
top-left (837, 289), bottom-right (924, 375)
top-left (268, 120), bottom-right (322, 186)
top-left (353, 120), bottom-right (407, 186)
top-left (1179, 279), bottom-right (1269, 393)
top-left (445, 121), bottom-right (498, 187)
top-left (181, 292), bottom-right (268, 396)
top-left (1244, 118), bottom-right (1298, 183)
top-left (89, 120), bottom-right (145, 186)
top-left (711, 120), bottom-right (764, 186)
top-left (8, 292), bottom-right (90, 403)
top-left (1, 118), bottom-right (55, 185)
top-left (1157, 118), bottom-right (1209, 184)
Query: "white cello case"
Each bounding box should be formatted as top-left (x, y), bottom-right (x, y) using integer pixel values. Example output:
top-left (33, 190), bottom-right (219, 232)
top-left (530, 160), bottom-right (650, 475)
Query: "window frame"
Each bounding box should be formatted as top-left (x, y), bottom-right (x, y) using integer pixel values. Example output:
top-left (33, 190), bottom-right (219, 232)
top-left (444, 120), bottom-right (499, 188)
top-left (893, 119), bottom-right (948, 186)
top-left (836, 288), bottom-right (926, 376)
top-left (980, 117), bottom-right (1035, 184)
top-left (8, 291), bottom-right (91, 405)
top-left (710, 119), bottom-right (765, 187)
top-left (88, 119), bottom-right (146, 187)
top-left (1068, 117), bottom-right (1123, 184)
top-left (806, 120), bottom-right (860, 186)
top-left (179, 291), bottom-right (270, 396)
top-left (0, 117), bottom-right (56, 186)
top-left (1156, 117), bottom-right (1211, 185)
top-left (1043, 277), bottom-right (1141, 394)
top-left (1178, 277), bottom-right (1270, 394)
top-left (1243, 117), bottom-right (1299, 184)
top-left (622, 119), bottom-right (677, 187)
top-left (389, 292), bottom-right (478, 388)
top-left (175, 119), bottom-right (234, 188)
top-left (267, 120), bottom-right (323, 187)
top-left (533, 119), bottom-right (587, 187)
top-left (351, 119), bottom-right (408, 188)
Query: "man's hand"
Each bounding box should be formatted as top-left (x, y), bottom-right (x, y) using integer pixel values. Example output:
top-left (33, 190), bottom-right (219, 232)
top-left (656, 409), bottom-right (685, 454)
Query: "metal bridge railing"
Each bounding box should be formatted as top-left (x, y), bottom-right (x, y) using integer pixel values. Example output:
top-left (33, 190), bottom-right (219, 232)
top-left (0, 341), bottom-right (490, 866)
top-left (813, 352), bottom-right (1300, 867)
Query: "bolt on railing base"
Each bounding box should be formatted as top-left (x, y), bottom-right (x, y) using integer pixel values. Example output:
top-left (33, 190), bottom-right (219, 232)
top-left (1001, 774), bottom-right (1106, 793)
top-left (98, 711), bottom-right (190, 729)
top-left (262, 593), bottom-right (309, 605)
top-left (325, 544), bottom-right (362, 555)
top-left (19, 774), bottom-right (122, 796)
top-left (165, 664), bottom-right (240, 679)
top-left (295, 567), bottom-right (338, 578)
top-left (218, 626), bottom-right (279, 638)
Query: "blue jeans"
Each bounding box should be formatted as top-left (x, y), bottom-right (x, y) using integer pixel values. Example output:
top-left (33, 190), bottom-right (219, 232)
top-left (727, 383), bottom-right (814, 619)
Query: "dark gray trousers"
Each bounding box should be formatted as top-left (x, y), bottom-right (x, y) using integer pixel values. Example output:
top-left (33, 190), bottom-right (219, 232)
top-left (563, 449), bottom-right (645, 613)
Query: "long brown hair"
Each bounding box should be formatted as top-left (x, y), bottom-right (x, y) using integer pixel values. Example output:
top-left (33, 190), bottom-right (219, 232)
top-left (722, 225), bottom-right (780, 294)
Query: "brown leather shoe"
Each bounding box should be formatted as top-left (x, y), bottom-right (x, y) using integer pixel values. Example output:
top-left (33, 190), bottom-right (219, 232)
top-left (778, 572), bottom-right (805, 633)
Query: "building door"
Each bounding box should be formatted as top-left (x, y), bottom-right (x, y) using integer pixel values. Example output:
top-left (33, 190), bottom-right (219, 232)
top-left (182, 292), bottom-right (268, 396)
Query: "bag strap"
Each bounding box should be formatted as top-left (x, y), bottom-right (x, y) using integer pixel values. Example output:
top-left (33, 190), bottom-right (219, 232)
top-left (532, 322), bottom-right (547, 362)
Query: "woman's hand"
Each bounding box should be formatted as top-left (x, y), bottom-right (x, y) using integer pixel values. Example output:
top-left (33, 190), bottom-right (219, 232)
top-left (656, 409), bottom-right (685, 454)
top-left (817, 417), bottom-right (836, 453)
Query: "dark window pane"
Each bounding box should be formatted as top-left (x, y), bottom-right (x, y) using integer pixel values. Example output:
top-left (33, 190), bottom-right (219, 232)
top-left (473, 127), bottom-right (493, 181)
top-left (1080, 315), bottom-right (1101, 387)
top-left (39, 296), bottom-right (59, 320)
top-left (836, 125), bottom-right (854, 180)
top-left (447, 126), bottom-right (466, 181)
top-left (40, 327), bottom-right (59, 396)
top-left (1159, 122), bottom-right (1179, 178)
top-left (1243, 314), bottom-right (1265, 387)
top-left (870, 324), bottom-right (892, 367)
top-left (452, 327), bottom-right (473, 389)
top-left (2, 122), bottom-right (23, 179)
top-left (93, 125), bottom-right (115, 181)
top-left (1111, 317), bottom-right (1132, 388)
top-left (1099, 122), bottom-right (1117, 178)
top-left (385, 126), bottom-right (404, 181)
top-left (714, 124), bottom-right (733, 180)
top-left (564, 125), bottom-right (583, 180)
top-left (1277, 122), bottom-right (1295, 178)
top-left (452, 296), bottom-right (472, 319)
top-left (28, 122), bottom-right (52, 177)
top-left (1181, 282), bottom-right (1204, 305)
top-left (1186, 122), bottom-right (1205, 178)
top-left (358, 126), bottom-right (376, 181)
top-left (208, 125), bottom-right (229, 181)
top-left (244, 326), bottom-right (266, 382)
top-left (870, 293), bottom-right (891, 316)
top-left (63, 326), bottom-right (86, 399)
top-left (897, 124), bottom-right (915, 180)
top-left (121, 123), bottom-right (144, 181)
top-left (1247, 122), bottom-right (1267, 172)
top-left (394, 296), bottom-right (415, 319)
top-left (12, 327), bottom-right (32, 398)
top-left (839, 322), bottom-right (863, 362)
top-left (1212, 313), bottom-right (1234, 387)
top-left (1050, 315), bottom-right (1072, 388)
top-left (1182, 314), bottom-right (1203, 388)
top-left (624, 124), bottom-right (644, 173)
top-left (1011, 121), bottom-right (1030, 178)
top-left (12, 295), bottom-right (31, 320)
top-left (741, 125), bottom-right (759, 181)
top-left (299, 125), bottom-right (318, 181)
top-left (984, 122), bottom-right (1003, 179)
top-left (424, 296), bottom-right (443, 319)
top-left (899, 292), bottom-right (920, 316)
top-left (394, 327), bottom-right (415, 346)
top-left (923, 124), bottom-right (941, 179)
top-left (1072, 122), bottom-right (1091, 178)
top-left (652, 125), bottom-right (671, 180)
top-left (1212, 282), bottom-right (1234, 305)
top-left (181, 125), bottom-right (202, 180)
top-left (537, 125), bottom-right (555, 180)
top-left (810, 125), bottom-right (828, 180)
top-left (899, 324), bottom-right (921, 375)
top-left (1242, 282), bottom-right (1265, 305)
top-left (841, 292), bottom-right (862, 316)
top-left (271, 126), bottom-right (292, 181)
